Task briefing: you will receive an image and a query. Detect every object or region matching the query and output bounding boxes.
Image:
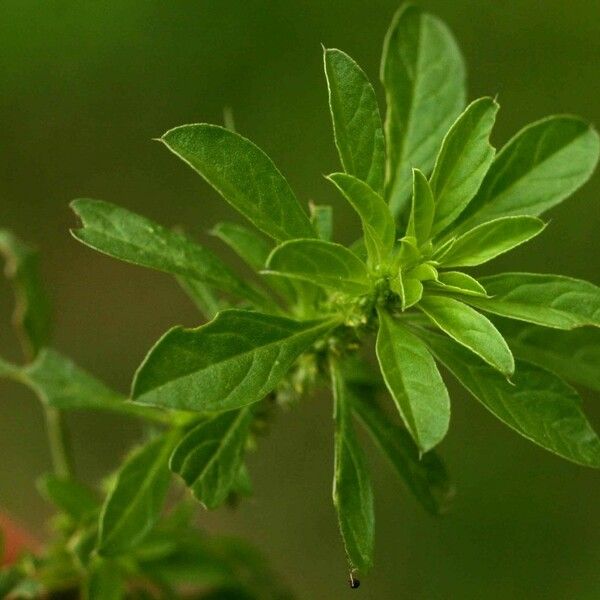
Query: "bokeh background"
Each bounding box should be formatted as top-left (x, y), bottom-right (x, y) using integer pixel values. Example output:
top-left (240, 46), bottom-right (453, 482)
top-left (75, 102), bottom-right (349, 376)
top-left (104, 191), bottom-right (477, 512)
top-left (1, 1), bottom-right (599, 598)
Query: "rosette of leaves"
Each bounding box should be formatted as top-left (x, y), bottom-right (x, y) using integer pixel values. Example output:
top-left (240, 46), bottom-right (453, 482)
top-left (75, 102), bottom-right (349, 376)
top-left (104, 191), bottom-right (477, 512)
top-left (28, 1), bottom-right (599, 584)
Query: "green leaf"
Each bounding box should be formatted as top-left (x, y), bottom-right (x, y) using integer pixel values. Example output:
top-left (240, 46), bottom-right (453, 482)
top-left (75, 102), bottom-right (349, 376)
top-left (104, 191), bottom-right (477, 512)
top-left (309, 203), bottom-right (334, 242)
top-left (419, 295), bottom-right (514, 376)
top-left (422, 330), bottom-right (600, 468)
top-left (375, 309), bottom-right (450, 452)
top-left (351, 388), bottom-right (453, 515)
top-left (160, 124), bottom-right (315, 241)
top-left (407, 169), bottom-right (435, 245)
top-left (431, 271), bottom-right (487, 297)
top-left (37, 474), bottom-right (99, 521)
top-left (327, 173), bottom-right (395, 266)
top-left (456, 116), bottom-right (600, 228)
top-left (132, 310), bottom-right (339, 412)
top-left (438, 216), bottom-right (546, 267)
top-left (430, 97), bottom-right (499, 235)
top-left (71, 199), bottom-right (267, 308)
top-left (466, 273), bottom-right (600, 329)
top-left (497, 319), bottom-right (600, 392)
top-left (393, 272), bottom-right (423, 311)
top-left (176, 276), bottom-right (222, 320)
top-left (324, 48), bottom-right (385, 194)
top-left (98, 433), bottom-right (179, 556)
top-left (0, 230), bottom-right (51, 359)
top-left (381, 4), bottom-right (466, 217)
top-left (170, 407), bottom-right (254, 509)
top-left (264, 239), bottom-right (371, 295)
top-left (84, 558), bottom-right (123, 600)
top-left (8, 349), bottom-right (166, 422)
top-left (330, 359), bottom-right (374, 572)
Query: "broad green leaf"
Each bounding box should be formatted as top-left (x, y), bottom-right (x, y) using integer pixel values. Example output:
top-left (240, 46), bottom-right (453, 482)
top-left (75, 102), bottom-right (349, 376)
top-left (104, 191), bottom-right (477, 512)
top-left (375, 309), bottom-right (450, 452)
top-left (98, 432), bottom-right (179, 556)
top-left (327, 173), bottom-right (395, 266)
top-left (330, 359), bottom-right (374, 572)
top-left (84, 558), bottom-right (123, 600)
top-left (350, 388), bottom-right (453, 515)
top-left (438, 216), bottom-right (546, 267)
top-left (37, 474), bottom-right (98, 521)
top-left (309, 203), bottom-right (334, 242)
top-left (407, 169), bottom-right (435, 245)
top-left (160, 124), bottom-right (315, 241)
top-left (71, 199), bottom-right (267, 308)
top-left (324, 48), bottom-right (385, 194)
top-left (170, 407), bottom-right (254, 509)
top-left (456, 116), bottom-right (600, 228)
top-left (381, 4), bottom-right (466, 216)
top-left (430, 97), bottom-right (499, 235)
top-left (264, 239), bottom-right (371, 295)
top-left (431, 271), bottom-right (487, 297)
top-left (7, 349), bottom-right (167, 423)
top-left (419, 295), bottom-right (514, 376)
top-left (423, 330), bottom-right (600, 468)
top-left (132, 310), bottom-right (339, 412)
top-left (0, 230), bottom-right (51, 359)
top-left (497, 319), bottom-right (600, 392)
top-left (466, 273), bottom-right (600, 330)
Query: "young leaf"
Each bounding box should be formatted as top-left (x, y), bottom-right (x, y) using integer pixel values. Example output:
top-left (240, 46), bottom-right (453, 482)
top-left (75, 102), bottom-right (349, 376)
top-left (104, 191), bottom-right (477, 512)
top-left (330, 359), bottom-right (374, 572)
top-left (431, 271), bottom-right (487, 297)
top-left (0, 230), bottom-right (51, 359)
top-left (71, 199), bottom-right (268, 308)
top-left (350, 388), bottom-right (453, 515)
top-left (264, 239), bottom-right (371, 295)
top-left (309, 203), bottom-right (334, 242)
top-left (438, 216), bottom-right (546, 267)
top-left (169, 407), bottom-right (254, 509)
top-left (132, 310), bottom-right (339, 412)
top-left (497, 319), bottom-right (600, 392)
top-left (419, 295), bottom-right (514, 376)
top-left (423, 330), bottom-right (600, 468)
top-left (37, 474), bottom-right (99, 521)
top-left (98, 432), bottom-right (179, 556)
top-left (393, 273), bottom-right (424, 310)
top-left (375, 309), bottom-right (450, 452)
top-left (9, 349), bottom-right (167, 422)
top-left (466, 273), bottom-right (600, 329)
top-left (407, 169), bottom-right (435, 245)
top-left (324, 48), bottom-right (385, 194)
top-left (456, 116), bottom-right (600, 228)
top-left (160, 124), bottom-right (315, 241)
top-left (327, 173), bottom-right (395, 266)
top-left (430, 98), bottom-right (499, 235)
top-left (381, 4), bottom-right (466, 216)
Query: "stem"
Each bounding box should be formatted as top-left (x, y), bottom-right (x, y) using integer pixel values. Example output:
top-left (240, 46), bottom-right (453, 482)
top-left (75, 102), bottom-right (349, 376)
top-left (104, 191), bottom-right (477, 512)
top-left (44, 406), bottom-right (73, 479)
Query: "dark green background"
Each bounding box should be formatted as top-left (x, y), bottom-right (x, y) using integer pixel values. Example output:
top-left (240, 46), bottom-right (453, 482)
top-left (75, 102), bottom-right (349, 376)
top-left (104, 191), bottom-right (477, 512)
top-left (1, 1), bottom-right (599, 598)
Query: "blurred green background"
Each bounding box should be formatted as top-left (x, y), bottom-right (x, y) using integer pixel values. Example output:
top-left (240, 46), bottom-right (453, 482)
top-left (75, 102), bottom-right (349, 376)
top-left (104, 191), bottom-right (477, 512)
top-left (1, 1), bottom-right (599, 598)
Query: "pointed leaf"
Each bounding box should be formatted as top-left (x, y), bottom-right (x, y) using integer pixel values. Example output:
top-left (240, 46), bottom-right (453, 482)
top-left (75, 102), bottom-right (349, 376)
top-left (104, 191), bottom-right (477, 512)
top-left (423, 330), bottom-right (600, 468)
top-left (431, 271), bottom-right (487, 297)
top-left (381, 4), bottom-right (466, 216)
top-left (351, 389), bottom-right (453, 515)
top-left (132, 310), bottom-right (339, 411)
top-left (438, 216), bottom-right (546, 267)
top-left (170, 408), bottom-right (254, 509)
top-left (419, 295), bottom-right (514, 375)
top-left (71, 199), bottom-right (267, 308)
top-left (327, 173), bottom-right (395, 265)
top-left (98, 433), bottom-right (179, 555)
top-left (330, 359), bottom-right (374, 572)
top-left (375, 309), bottom-right (450, 452)
top-left (457, 116), bottom-right (600, 228)
top-left (161, 124), bottom-right (314, 241)
top-left (265, 239), bottom-right (371, 295)
top-left (407, 169), bottom-right (435, 245)
top-left (498, 319), bottom-right (600, 392)
top-left (324, 48), bottom-right (385, 194)
top-left (309, 203), bottom-right (334, 242)
top-left (430, 98), bottom-right (499, 235)
top-left (467, 273), bottom-right (600, 329)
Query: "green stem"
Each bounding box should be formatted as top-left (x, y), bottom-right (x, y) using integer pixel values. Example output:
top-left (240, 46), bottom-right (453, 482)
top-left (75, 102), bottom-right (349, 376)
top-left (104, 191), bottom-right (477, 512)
top-left (44, 406), bottom-right (73, 479)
